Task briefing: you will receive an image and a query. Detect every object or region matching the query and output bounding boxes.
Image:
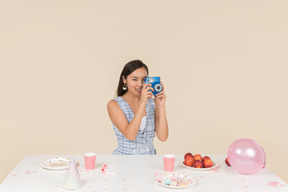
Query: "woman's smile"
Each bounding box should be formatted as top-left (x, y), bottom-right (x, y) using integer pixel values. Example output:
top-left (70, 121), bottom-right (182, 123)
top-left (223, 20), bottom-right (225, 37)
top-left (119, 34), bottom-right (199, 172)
top-left (136, 87), bottom-right (142, 93)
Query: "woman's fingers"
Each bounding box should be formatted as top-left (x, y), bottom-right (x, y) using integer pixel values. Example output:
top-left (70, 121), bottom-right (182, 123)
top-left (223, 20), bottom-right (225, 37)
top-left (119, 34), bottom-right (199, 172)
top-left (143, 84), bottom-right (154, 93)
top-left (155, 91), bottom-right (165, 97)
top-left (148, 92), bottom-right (153, 99)
top-left (141, 83), bottom-right (155, 101)
top-left (156, 95), bottom-right (164, 100)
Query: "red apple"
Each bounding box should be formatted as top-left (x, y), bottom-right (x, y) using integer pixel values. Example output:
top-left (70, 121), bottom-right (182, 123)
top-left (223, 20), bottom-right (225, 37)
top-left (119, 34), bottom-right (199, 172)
top-left (184, 156), bottom-right (194, 167)
top-left (184, 153), bottom-right (193, 160)
top-left (193, 159), bottom-right (203, 168)
top-left (225, 157), bottom-right (231, 166)
top-left (202, 156), bottom-right (211, 162)
top-left (193, 154), bottom-right (202, 161)
top-left (203, 159), bottom-right (213, 168)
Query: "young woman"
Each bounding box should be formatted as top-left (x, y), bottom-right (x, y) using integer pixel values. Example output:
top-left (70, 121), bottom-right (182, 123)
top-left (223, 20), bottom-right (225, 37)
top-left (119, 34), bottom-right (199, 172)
top-left (107, 60), bottom-right (168, 155)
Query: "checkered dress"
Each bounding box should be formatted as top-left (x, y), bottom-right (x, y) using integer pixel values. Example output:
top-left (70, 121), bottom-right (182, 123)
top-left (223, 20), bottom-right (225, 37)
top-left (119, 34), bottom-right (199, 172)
top-left (112, 96), bottom-right (157, 155)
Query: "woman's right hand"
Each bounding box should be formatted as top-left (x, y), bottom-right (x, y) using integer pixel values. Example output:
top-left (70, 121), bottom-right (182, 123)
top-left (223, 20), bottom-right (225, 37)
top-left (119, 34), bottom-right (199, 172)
top-left (140, 83), bottom-right (154, 104)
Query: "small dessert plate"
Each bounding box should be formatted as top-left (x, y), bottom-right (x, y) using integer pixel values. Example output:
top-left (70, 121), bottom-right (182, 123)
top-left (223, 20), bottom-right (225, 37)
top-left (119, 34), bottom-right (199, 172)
top-left (40, 156), bottom-right (71, 170)
top-left (154, 173), bottom-right (197, 189)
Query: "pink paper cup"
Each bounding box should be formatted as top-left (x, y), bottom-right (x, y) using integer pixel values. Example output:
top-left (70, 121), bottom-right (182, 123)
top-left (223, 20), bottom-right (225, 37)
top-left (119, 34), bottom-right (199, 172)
top-left (163, 154), bottom-right (175, 172)
top-left (84, 153), bottom-right (96, 170)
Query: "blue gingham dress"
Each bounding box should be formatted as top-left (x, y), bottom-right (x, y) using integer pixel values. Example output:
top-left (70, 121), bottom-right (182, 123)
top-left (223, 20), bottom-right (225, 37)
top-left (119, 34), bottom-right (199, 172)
top-left (112, 96), bottom-right (157, 155)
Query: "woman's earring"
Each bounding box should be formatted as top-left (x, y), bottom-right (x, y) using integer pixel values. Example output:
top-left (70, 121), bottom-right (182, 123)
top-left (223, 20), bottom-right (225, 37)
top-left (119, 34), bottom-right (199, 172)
top-left (122, 84), bottom-right (127, 90)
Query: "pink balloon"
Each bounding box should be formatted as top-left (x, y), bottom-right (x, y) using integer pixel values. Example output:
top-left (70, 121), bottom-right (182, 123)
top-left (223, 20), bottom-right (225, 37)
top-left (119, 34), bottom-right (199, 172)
top-left (227, 138), bottom-right (266, 174)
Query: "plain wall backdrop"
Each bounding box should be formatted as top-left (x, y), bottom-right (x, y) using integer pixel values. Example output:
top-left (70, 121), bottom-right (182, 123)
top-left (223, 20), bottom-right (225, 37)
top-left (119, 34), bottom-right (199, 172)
top-left (0, 0), bottom-right (287, 183)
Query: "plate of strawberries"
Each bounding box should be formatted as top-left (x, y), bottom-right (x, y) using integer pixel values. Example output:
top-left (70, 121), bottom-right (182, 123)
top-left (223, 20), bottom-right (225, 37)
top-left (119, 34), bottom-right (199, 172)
top-left (182, 153), bottom-right (217, 171)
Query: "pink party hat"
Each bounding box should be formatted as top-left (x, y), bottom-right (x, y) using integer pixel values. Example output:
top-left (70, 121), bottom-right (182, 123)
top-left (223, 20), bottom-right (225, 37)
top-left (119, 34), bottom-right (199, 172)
top-left (63, 158), bottom-right (83, 190)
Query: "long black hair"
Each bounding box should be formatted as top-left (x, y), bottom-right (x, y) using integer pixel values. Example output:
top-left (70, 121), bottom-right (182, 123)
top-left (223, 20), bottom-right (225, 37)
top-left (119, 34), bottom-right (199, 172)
top-left (117, 60), bottom-right (149, 96)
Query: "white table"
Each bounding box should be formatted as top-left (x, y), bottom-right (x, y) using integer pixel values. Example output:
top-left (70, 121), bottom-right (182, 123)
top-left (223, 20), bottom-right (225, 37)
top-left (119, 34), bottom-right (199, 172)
top-left (1, 154), bottom-right (287, 192)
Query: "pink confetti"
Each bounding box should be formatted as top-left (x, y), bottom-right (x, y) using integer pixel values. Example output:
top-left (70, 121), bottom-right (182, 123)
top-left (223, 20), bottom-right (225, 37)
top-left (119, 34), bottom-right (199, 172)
top-left (243, 185), bottom-right (248, 188)
top-left (103, 188), bottom-right (108, 190)
top-left (131, 174), bottom-right (136, 176)
top-left (25, 171), bottom-right (31, 174)
top-left (121, 178), bottom-right (126, 181)
top-left (267, 181), bottom-right (284, 187)
top-left (12, 174), bottom-right (17, 177)
top-left (154, 172), bottom-right (159, 176)
top-left (122, 189), bottom-right (128, 191)
top-left (133, 186), bottom-right (138, 188)
top-left (54, 185), bottom-right (60, 188)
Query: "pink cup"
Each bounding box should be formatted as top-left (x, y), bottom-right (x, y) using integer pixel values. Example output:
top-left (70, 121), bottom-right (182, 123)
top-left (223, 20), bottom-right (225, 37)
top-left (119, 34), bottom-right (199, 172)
top-left (163, 154), bottom-right (175, 172)
top-left (84, 153), bottom-right (96, 170)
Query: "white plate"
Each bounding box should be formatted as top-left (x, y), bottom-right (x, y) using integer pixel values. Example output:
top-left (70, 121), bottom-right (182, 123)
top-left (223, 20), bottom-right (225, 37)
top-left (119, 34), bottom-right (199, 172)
top-left (154, 173), bottom-right (197, 189)
top-left (40, 157), bottom-right (71, 170)
top-left (182, 162), bottom-right (218, 171)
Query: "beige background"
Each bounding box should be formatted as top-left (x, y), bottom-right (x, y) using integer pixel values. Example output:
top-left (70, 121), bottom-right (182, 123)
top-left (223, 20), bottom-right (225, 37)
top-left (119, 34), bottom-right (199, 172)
top-left (1, 0), bottom-right (287, 184)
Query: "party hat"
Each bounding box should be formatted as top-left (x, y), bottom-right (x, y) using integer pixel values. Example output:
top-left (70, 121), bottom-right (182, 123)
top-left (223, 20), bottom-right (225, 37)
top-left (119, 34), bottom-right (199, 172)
top-left (63, 158), bottom-right (83, 190)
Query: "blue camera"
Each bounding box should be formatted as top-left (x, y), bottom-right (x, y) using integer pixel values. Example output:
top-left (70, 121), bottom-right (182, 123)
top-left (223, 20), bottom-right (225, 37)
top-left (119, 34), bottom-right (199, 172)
top-left (145, 76), bottom-right (163, 95)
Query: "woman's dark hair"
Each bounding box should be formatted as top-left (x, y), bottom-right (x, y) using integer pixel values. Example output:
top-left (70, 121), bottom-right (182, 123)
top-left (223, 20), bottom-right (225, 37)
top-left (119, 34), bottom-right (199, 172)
top-left (117, 60), bottom-right (149, 96)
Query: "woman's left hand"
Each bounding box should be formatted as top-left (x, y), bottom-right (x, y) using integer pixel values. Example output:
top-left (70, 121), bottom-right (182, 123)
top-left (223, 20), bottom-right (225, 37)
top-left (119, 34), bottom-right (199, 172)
top-left (154, 81), bottom-right (166, 107)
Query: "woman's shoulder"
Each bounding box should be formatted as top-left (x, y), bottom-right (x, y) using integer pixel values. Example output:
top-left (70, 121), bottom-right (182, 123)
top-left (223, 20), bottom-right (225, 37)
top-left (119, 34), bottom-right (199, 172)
top-left (107, 99), bottom-right (121, 113)
top-left (107, 99), bottom-right (116, 106)
top-left (107, 97), bottom-right (124, 108)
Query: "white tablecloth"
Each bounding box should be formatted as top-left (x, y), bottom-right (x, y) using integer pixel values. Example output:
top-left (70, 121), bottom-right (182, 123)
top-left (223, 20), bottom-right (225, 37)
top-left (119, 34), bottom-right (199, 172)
top-left (1, 154), bottom-right (287, 192)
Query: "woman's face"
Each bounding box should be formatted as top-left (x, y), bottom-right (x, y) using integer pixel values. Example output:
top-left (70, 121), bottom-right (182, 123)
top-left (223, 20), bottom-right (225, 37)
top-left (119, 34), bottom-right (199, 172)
top-left (123, 67), bottom-right (148, 96)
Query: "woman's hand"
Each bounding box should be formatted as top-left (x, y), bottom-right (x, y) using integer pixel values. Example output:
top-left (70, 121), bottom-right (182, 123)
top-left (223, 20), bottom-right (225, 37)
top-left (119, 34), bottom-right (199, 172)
top-left (140, 83), bottom-right (154, 105)
top-left (154, 81), bottom-right (166, 107)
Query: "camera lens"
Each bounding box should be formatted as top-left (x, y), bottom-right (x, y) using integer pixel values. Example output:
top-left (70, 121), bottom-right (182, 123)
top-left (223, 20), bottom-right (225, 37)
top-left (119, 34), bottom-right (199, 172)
top-left (155, 84), bottom-right (162, 92)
